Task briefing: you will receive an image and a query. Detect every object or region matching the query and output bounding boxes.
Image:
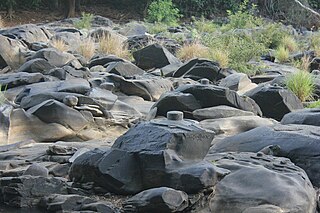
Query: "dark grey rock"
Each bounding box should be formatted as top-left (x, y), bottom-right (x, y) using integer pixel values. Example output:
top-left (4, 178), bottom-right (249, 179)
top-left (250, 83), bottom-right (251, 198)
top-left (281, 108), bottom-right (320, 126)
top-left (63, 95), bottom-right (79, 107)
top-left (88, 55), bottom-right (125, 68)
top-left (204, 152), bottom-right (317, 213)
top-left (123, 187), bottom-right (188, 213)
top-left (133, 44), bottom-right (181, 70)
top-left (23, 163), bottom-right (49, 177)
top-left (0, 72), bottom-right (45, 89)
top-left (47, 144), bottom-right (78, 155)
top-left (311, 57), bottom-right (320, 71)
top-left (154, 84), bottom-right (262, 118)
top-left (0, 176), bottom-right (68, 207)
top-left (105, 61), bottom-right (145, 78)
top-left (17, 58), bottom-right (55, 73)
top-left (173, 58), bottom-right (236, 82)
top-left (193, 105), bottom-right (255, 121)
top-left (245, 84), bottom-right (303, 121)
top-left (209, 124), bottom-right (320, 187)
top-left (31, 48), bottom-right (76, 67)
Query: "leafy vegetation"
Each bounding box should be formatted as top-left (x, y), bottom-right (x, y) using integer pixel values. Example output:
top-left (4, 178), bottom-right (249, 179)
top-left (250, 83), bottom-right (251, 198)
top-left (146, 0), bottom-right (181, 25)
top-left (307, 100), bottom-right (320, 108)
top-left (74, 12), bottom-right (94, 29)
top-left (285, 70), bottom-right (315, 102)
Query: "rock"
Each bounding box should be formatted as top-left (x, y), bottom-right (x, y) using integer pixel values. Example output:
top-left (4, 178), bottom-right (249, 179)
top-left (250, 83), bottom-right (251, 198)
top-left (17, 58), bottom-right (55, 73)
top-left (204, 152), bottom-right (317, 213)
top-left (253, 60), bottom-right (299, 76)
top-left (123, 187), bottom-right (188, 213)
top-left (40, 194), bottom-right (119, 213)
top-left (219, 73), bottom-right (257, 94)
top-left (193, 105), bottom-right (255, 121)
top-left (63, 95), bottom-right (79, 107)
top-left (127, 34), bottom-right (155, 51)
top-left (0, 72), bottom-right (45, 89)
top-left (209, 124), bottom-right (320, 187)
top-left (47, 145), bottom-right (77, 155)
top-left (173, 58), bottom-right (236, 82)
top-left (105, 61), bottom-right (145, 78)
top-left (200, 116), bottom-right (277, 136)
top-left (69, 148), bottom-right (91, 163)
top-left (133, 44), bottom-right (181, 70)
top-left (23, 163), bottom-right (49, 177)
top-left (311, 57), bottom-right (320, 71)
top-left (153, 84), bottom-right (262, 118)
top-left (118, 22), bottom-right (147, 36)
top-left (69, 115), bottom-right (216, 194)
top-left (0, 24), bottom-right (51, 45)
top-left (0, 34), bottom-right (28, 69)
top-left (281, 108), bottom-right (320, 126)
top-left (31, 48), bottom-right (76, 67)
top-left (88, 55), bottom-right (125, 68)
top-left (0, 176), bottom-right (68, 207)
top-left (27, 99), bottom-right (89, 132)
top-left (110, 75), bottom-right (173, 101)
top-left (245, 84), bottom-right (303, 121)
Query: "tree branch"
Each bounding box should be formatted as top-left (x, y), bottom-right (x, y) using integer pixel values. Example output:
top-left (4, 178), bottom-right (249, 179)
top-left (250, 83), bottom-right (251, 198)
top-left (294, 0), bottom-right (320, 18)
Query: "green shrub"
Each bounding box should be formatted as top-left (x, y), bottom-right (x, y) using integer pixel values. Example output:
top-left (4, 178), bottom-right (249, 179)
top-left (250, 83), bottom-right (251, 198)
top-left (223, 0), bottom-right (263, 31)
top-left (285, 70), bottom-right (315, 102)
top-left (74, 12), bottom-right (94, 29)
top-left (193, 16), bottom-right (217, 34)
top-left (275, 46), bottom-right (290, 63)
top-left (146, 0), bottom-right (181, 25)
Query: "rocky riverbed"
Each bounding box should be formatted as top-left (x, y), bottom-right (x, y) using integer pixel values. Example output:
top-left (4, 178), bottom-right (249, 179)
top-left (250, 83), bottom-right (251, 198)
top-left (0, 15), bottom-right (320, 212)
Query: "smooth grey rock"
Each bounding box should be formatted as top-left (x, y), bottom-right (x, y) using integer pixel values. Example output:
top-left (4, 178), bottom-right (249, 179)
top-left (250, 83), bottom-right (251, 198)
top-left (193, 105), bottom-right (255, 121)
top-left (281, 108), bottom-right (320, 126)
top-left (209, 124), bottom-right (320, 187)
top-left (123, 187), bottom-right (188, 213)
top-left (17, 58), bottom-right (55, 73)
top-left (31, 48), bottom-right (76, 67)
top-left (47, 144), bottom-right (77, 155)
top-left (23, 163), bottom-right (49, 177)
top-left (0, 72), bottom-right (45, 89)
top-left (205, 152), bottom-right (316, 213)
top-left (105, 61), bottom-right (145, 78)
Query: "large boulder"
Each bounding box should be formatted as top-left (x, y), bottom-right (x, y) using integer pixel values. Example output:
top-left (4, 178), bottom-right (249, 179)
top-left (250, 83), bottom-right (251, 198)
top-left (245, 84), bottom-right (303, 121)
top-left (0, 72), bottom-right (45, 89)
top-left (204, 152), bottom-right (316, 213)
top-left (0, 35), bottom-right (28, 69)
top-left (30, 48), bottom-right (77, 67)
top-left (133, 44), bottom-right (181, 70)
top-left (153, 84), bottom-right (262, 118)
top-left (17, 58), bottom-right (55, 73)
top-left (173, 58), bottom-right (236, 82)
top-left (69, 113), bottom-right (217, 194)
top-left (209, 124), bottom-right (320, 187)
top-left (105, 61), bottom-right (145, 78)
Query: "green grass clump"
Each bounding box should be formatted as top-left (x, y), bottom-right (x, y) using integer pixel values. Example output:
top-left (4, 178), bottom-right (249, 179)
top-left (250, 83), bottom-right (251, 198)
top-left (275, 46), bottom-right (290, 63)
top-left (193, 16), bottom-right (217, 34)
top-left (74, 12), bottom-right (94, 29)
top-left (307, 100), bottom-right (320, 108)
top-left (146, 22), bottom-right (168, 34)
top-left (285, 70), bottom-right (315, 102)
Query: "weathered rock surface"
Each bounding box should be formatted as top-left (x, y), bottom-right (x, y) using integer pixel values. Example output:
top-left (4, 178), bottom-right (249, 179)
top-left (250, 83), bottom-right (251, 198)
top-left (209, 124), bottom-right (320, 187)
top-left (281, 108), bottom-right (320, 126)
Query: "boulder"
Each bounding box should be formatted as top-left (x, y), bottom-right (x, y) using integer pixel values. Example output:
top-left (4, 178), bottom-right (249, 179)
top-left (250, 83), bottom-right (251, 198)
top-left (219, 73), bottom-right (257, 94)
top-left (105, 61), bottom-right (145, 78)
top-left (0, 176), bottom-right (68, 208)
top-left (193, 105), bottom-right (255, 121)
top-left (69, 114), bottom-right (217, 194)
top-left (153, 84), bottom-right (262, 118)
top-left (110, 75), bottom-right (173, 101)
top-left (204, 152), bottom-right (316, 213)
top-left (209, 124), bottom-right (320, 187)
top-left (281, 108), bottom-right (320, 126)
top-left (245, 84), bottom-right (303, 121)
top-left (0, 72), bottom-right (45, 89)
top-left (88, 55), bottom-right (124, 68)
top-left (133, 44), bottom-right (181, 70)
top-left (23, 163), bottom-right (49, 177)
top-left (17, 58), bottom-right (55, 73)
top-left (123, 187), bottom-right (188, 213)
top-left (0, 35), bottom-right (28, 69)
top-left (31, 48), bottom-right (76, 67)
top-left (173, 58), bottom-right (236, 82)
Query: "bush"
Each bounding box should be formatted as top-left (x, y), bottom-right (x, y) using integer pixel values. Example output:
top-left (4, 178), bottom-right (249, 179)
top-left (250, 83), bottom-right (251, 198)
top-left (280, 35), bottom-right (298, 52)
top-left (285, 70), bottom-right (315, 102)
top-left (98, 34), bottom-right (131, 60)
top-left (223, 0), bottom-right (263, 30)
top-left (209, 48), bottom-right (229, 68)
top-left (146, 0), bottom-right (181, 25)
top-left (77, 38), bottom-right (96, 61)
top-left (193, 16), bottom-right (217, 34)
top-left (74, 12), bottom-right (94, 29)
top-left (275, 46), bottom-right (290, 63)
top-left (177, 42), bottom-right (209, 61)
top-left (50, 38), bottom-right (69, 52)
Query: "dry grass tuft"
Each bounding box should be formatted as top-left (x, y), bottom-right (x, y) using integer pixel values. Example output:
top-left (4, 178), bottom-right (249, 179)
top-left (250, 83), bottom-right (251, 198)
top-left (294, 55), bottom-right (311, 71)
top-left (209, 48), bottom-right (230, 68)
top-left (50, 38), bottom-right (69, 52)
top-left (0, 16), bottom-right (4, 28)
top-left (177, 43), bottom-right (210, 61)
top-left (77, 38), bottom-right (96, 61)
top-left (98, 34), bottom-right (131, 59)
top-left (280, 35), bottom-right (298, 52)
